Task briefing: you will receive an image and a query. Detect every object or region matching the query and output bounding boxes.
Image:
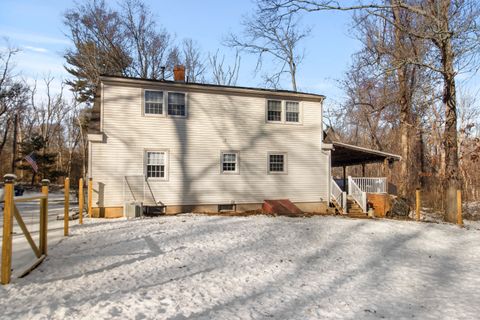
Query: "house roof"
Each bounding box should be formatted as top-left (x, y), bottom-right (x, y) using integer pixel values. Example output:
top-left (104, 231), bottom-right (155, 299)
top-left (99, 75), bottom-right (326, 102)
top-left (331, 141), bottom-right (401, 167)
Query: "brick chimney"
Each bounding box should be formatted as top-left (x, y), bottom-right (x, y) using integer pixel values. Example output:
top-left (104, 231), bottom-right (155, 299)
top-left (173, 65), bottom-right (185, 82)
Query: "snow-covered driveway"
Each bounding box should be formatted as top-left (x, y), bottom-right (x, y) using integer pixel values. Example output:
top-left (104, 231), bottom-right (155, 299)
top-left (1, 215), bottom-right (480, 319)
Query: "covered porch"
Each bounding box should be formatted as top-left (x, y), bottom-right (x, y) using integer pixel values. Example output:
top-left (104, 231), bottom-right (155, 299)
top-left (328, 141), bottom-right (401, 216)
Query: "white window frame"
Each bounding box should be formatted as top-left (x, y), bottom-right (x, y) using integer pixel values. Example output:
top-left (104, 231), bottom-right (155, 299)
top-left (285, 100), bottom-right (301, 124)
top-left (143, 90), bottom-right (165, 117)
top-left (144, 149), bottom-right (169, 181)
top-left (266, 99), bottom-right (283, 123)
top-left (142, 89), bottom-right (188, 118)
top-left (267, 152), bottom-right (288, 174)
top-left (265, 99), bottom-right (302, 125)
top-left (220, 151), bottom-right (240, 174)
top-left (167, 91), bottom-right (188, 118)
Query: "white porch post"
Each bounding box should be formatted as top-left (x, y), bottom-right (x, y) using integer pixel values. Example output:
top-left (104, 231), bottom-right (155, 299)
top-left (348, 176), bottom-right (352, 195)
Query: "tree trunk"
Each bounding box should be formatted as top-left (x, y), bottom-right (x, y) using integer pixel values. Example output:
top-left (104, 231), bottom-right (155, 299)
top-left (398, 66), bottom-right (411, 198)
top-left (289, 60), bottom-right (297, 91)
top-left (438, 0), bottom-right (461, 222)
top-left (392, 0), bottom-right (412, 198)
top-left (442, 61), bottom-right (460, 222)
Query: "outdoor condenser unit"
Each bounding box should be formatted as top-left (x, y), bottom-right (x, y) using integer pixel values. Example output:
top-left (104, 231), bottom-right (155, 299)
top-left (124, 201), bottom-right (143, 218)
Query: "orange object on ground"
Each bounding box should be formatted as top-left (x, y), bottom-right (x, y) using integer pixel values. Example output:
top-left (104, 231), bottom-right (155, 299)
top-left (262, 199), bottom-right (303, 216)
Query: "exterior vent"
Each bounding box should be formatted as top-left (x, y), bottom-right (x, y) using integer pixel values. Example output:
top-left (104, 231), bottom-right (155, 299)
top-left (218, 204), bottom-right (236, 212)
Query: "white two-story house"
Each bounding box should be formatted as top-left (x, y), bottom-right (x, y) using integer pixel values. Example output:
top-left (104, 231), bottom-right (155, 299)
top-left (87, 67), bottom-right (399, 218)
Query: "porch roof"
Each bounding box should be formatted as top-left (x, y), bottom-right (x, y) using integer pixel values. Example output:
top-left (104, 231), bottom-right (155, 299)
top-left (331, 141), bottom-right (401, 167)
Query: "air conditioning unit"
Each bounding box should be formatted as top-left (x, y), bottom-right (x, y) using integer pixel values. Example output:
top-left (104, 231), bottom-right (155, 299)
top-left (124, 201), bottom-right (143, 218)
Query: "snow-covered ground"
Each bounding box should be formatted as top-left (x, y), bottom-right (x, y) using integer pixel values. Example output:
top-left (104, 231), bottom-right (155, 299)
top-left (0, 191), bottom-right (79, 276)
top-left (1, 215), bottom-right (480, 319)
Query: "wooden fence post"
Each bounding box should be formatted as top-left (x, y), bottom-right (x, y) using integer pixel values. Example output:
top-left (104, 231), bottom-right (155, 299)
top-left (64, 177), bottom-right (70, 236)
top-left (79, 178), bottom-right (84, 225)
top-left (40, 179), bottom-right (49, 255)
top-left (457, 189), bottom-right (463, 226)
top-left (1, 174), bottom-right (16, 285)
top-left (88, 178), bottom-right (92, 218)
top-left (416, 188), bottom-right (421, 221)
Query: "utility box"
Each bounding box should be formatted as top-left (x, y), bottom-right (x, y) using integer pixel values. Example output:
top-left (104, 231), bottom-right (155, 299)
top-left (124, 201), bottom-right (143, 218)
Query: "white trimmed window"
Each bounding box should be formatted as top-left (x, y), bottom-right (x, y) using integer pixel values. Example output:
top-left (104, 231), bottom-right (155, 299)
top-left (144, 90), bottom-right (163, 115)
top-left (146, 151), bottom-right (167, 179)
top-left (268, 153), bottom-right (286, 173)
top-left (221, 152), bottom-right (239, 174)
top-left (286, 101), bottom-right (300, 123)
top-left (168, 92), bottom-right (186, 116)
top-left (266, 100), bottom-right (301, 124)
top-left (267, 100), bottom-right (282, 122)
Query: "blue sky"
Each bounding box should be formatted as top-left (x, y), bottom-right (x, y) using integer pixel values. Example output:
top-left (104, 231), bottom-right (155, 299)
top-left (0, 0), bottom-right (361, 103)
top-left (1, 0), bottom-right (478, 105)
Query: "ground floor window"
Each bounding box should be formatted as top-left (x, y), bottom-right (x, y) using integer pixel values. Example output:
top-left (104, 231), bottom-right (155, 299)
top-left (221, 151), bottom-right (239, 173)
top-left (146, 151), bottom-right (167, 179)
top-left (268, 153), bottom-right (287, 173)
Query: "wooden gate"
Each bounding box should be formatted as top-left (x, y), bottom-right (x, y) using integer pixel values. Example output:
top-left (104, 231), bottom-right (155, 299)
top-left (1, 175), bottom-right (49, 285)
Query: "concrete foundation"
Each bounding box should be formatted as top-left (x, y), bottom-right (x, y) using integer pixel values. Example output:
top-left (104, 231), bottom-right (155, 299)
top-left (92, 201), bottom-right (330, 218)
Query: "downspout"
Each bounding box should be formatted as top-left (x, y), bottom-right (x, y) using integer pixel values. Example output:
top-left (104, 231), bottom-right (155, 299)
top-left (320, 97), bottom-right (331, 204)
top-left (88, 140), bottom-right (92, 179)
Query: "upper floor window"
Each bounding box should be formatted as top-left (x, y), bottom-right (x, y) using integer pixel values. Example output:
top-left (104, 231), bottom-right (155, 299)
top-left (145, 90), bottom-right (163, 115)
top-left (168, 92), bottom-right (186, 116)
top-left (144, 90), bottom-right (187, 117)
top-left (221, 151), bottom-right (239, 174)
top-left (267, 100), bottom-right (282, 122)
top-left (266, 99), bottom-right (301, 124)
top-left (286, 101), bottom-right (299, 122)
top-left (146, 151), bottom-right (167, 179)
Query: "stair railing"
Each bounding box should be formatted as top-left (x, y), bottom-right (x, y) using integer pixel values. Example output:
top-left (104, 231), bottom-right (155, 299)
top-left (331, 178), bottom-right (347, 214)
top-left (348, 176), bottom-right (367, 213)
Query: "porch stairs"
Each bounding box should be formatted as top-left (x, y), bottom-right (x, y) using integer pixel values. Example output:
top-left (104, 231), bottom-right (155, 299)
top-left (262, 199), bottom-right (304, 217)
top-left (346, 196), bottom-right (368, 218)
top-left (331, 177), bottom-right (369, 218)
top-left (331, 197), bottom-right (368, 218)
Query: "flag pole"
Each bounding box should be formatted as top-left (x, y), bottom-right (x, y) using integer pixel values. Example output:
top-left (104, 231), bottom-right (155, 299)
top-left (11, 114), bottom-right (18, 173)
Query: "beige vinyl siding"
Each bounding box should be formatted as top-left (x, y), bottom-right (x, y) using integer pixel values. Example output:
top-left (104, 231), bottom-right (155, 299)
top-left (90, 83), bottom-right (329, 207)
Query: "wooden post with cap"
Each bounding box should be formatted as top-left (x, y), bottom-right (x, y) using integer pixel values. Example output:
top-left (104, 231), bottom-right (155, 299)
top-left (64, 177), bottom-right (70, 236)
top-left (1, 174), bottom-right (16, 284)
top-left (78, 178), bottom-right (84, 224)
top-left (415, 188), bottom-right (421, 221)
top-left (457, 189), bottom-right (463, 226)
top-left (40, 179), bottom-right (49, 255)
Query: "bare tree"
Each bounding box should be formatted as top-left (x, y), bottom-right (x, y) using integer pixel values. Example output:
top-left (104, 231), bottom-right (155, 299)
top-left (64, 0), bottom-right (131, 104)
top-left (64, 0), bottom-right (178, 103)
top-left (0, 43), bottom-right (29, 160)
top-left (30, 76), bottom-right (71, 149)
top-left (181, 38), bottom-right (207, 83)
top-left (225, 9), bottom-right (310, 91)
top-left (121, 0), bottom-right (177, 79)
top-left (260, 0), bottom-right (480, 221)
top-left (209, 50), bottom-right (241, 86)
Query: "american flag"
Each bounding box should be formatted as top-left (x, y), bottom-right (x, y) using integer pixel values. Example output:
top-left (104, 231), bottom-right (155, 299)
top-left (25, 152), bottom-right (38, 173)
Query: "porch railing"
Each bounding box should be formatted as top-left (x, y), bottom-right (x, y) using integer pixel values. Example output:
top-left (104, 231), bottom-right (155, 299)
top-left (348, 176), bottom-right (367, 213)
top-left (351, 177), bottom-right (387, 194)
top-left (331, 178), bottom-right (347, 214)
